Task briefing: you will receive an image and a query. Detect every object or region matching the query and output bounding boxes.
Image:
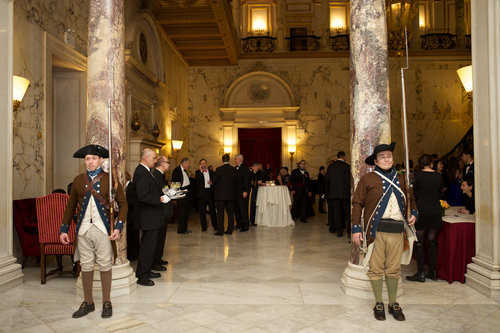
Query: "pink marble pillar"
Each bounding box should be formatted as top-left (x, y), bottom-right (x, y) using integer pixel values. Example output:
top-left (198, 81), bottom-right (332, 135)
top-left (349, 0), bottom-right (391, 264)
top-left (87, 0), bottom-right (127, 264)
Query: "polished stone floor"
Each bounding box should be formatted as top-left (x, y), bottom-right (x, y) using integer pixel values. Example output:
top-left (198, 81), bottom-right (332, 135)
top-left (2, 213), bottom-right (499, 333)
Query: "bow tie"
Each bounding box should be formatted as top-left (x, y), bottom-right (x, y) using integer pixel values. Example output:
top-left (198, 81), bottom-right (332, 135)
top-left (202, 170), bottom-right (207, 173)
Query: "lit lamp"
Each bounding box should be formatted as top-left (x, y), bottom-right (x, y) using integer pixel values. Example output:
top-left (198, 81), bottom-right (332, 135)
top-left (457, 65), bottom-right (473, 92)
top-left (251, 8), bottom-right (269, 35)
top-left (224, 146), bottom-right (232, 154)
top-left (13, 75), bottom-right (30, 112)
top-left (288, 145), bottom-right (296, 168)
top-left (172, 140), bottom-right (183, 155)
top-left (330, 7), bottom-right (347, 34)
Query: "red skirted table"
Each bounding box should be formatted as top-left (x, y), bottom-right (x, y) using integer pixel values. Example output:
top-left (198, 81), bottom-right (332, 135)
top-left (436, 207), bottom-right (475, 283)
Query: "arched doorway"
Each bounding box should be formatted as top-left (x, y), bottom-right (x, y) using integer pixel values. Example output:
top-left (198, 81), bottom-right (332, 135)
top-left (219, 70), bottom-right (300, 167)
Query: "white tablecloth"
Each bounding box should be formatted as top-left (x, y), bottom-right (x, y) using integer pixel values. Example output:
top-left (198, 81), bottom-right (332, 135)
top-left (442, 206), bottom-right (475, 224)
top-left (255, 185), bottom-right (295, 227)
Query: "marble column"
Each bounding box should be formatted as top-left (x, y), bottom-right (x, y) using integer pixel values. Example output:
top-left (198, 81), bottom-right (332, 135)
top-left (78, 0), bottom-right (136, 297)
top-left (320, 0), bottom-right (330, 51)
top-left (276, 0), bottom-right (286, 52)
top-left (341, 0), bottom-right (401, 299)
top-left (455, 0), bottom-right (466, 49)
top-left (0, 0), bottom-right (23, 292)
top-left (464, 0), bottom-right (500, 302)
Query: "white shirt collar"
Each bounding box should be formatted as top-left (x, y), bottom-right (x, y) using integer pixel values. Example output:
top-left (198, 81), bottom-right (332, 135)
top-left (140, 163), bottom-right (150, 172)
top-left (156, 168), bottom-right (164, 174)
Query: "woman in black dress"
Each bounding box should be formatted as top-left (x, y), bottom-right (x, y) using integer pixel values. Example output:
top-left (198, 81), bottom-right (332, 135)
top-left (406, 154), bottom-right (443, 282)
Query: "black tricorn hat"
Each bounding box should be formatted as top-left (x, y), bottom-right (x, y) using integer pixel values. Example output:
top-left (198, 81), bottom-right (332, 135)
top-left (365, 142), bottom-right (396, 166)
top-left (73, 144), bottom-right (109, 159)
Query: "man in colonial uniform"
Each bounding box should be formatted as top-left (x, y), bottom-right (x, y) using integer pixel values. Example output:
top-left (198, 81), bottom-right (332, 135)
top-left (59, 144), bottom-right (127, 319)
top-left (351, 143), bottom-right (416, 321)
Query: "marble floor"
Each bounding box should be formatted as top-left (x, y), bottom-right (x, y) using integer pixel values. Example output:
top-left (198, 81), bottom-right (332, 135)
top-left (2, 213), bottom-right (499, 333)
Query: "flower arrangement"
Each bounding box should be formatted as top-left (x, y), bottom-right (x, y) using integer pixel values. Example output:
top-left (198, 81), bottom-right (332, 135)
top-left (440, 200), bottom-right (450, 209)
top-left (440, 200), bottom-right (450, 216)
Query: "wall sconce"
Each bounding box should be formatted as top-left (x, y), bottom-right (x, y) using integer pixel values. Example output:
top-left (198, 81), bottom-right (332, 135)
top-left (250, 7), bottom-right (269, 35)
top-left (224, 146), bottom-right (232, 154)
top-left (151, 123), bottom-right (160, 138)
top-left (330, 7), bottom-right (347, 34)
top-left (13, 75), bottom-right (30, 112)
top-left (172, 139), bottom-right (183, 153)
top-left (457, 65), bottom-right (473, 92)
top-left (288, 145), bottom-right (296, 168)
top-left (418, 5), bottom-right (426, 30)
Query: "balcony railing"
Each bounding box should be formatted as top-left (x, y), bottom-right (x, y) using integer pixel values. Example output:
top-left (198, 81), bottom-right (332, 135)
top-left (421, 33), bottom-right (456, 50)
top-left (286, 35), bottom-right (320, 52)
top-left (330, 34), bottom-right (350, 51)
top-left (242, 36), bottom-right (277, 53)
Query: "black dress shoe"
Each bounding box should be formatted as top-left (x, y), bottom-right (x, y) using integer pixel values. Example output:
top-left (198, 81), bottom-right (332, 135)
top-left (300, 219), bottom-right (308, 223)
top-left (177, 231), bottom-right (190, 234)
top-left (250, 223), bottom-right (256, 226)
top-left (101, 301), bottom-right (112, 318)
top-left (337, 231), bottom-right (344, 238)
top-left (426, 270), bottom-right (438, 281)
top-left (72, 301), bottom-right (95, 318)
top-left (388, 302), bottom-right (405, 321)
top-left (373, 302), bottom-right (385, 321)
top-left (224, 231), bottom-right (232, 235)
top-left (186, 230), bottom-right (192, 233)
top-left (214, 232), bottom-right (224, 236)
top-left (137, 278), bottom-right (154, 286)
top-left (406, 271), bottom-right (426, 282)
top-left (151, 265), bottom-right (167, 271)
top-left (240, 228), bottom-right (249, 232)
top-left (159, 259), bottom-right (168, 265)
top-left (146, 271), bottom-right (161, 278)
top-left (202, 228), bottom-right (207, 232)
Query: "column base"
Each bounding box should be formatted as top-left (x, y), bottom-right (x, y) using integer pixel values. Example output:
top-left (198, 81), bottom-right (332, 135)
top-left (76, 261), bottom-right (137, 298)
top-left (341, 261), bottom-right (404, 300)
top-left (0, 256), bottom-right (23, 292)
top-left (465, 257), bottom-right (500, 303)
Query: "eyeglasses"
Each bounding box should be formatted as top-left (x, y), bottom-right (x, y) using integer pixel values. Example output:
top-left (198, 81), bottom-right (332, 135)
top-left (162, 161), bottom-right (171, 164)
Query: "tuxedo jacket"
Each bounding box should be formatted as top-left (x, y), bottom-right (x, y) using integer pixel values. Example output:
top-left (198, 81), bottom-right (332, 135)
top-left (132, 164), bottom-right (163, 230)
top-left (152, 168), bottom-right (174, 218)
top-left (195, 169), bottom-right (215, 198)
top-left (235, 163), bottom-right (251, 197)
top-left (171, 165), bottom-right (191, 191)
top-left (325, 160), bottom-right (351, 199)
top-left (290, 168), bottom-right (311, 192)
top-left (214, 163), bottom-right (237, 201)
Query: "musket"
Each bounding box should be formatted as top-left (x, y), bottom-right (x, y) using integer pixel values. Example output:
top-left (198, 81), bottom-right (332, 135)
top-left (108, 98), bottom-right (117, 260)
top-left (400, 27), bottom-right (417, 240)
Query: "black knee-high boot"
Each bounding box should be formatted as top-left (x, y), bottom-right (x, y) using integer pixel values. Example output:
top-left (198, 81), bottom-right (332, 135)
top-left (406, 242), bottom-right (426, 282)
top-left (426, 240), bottom-right (438, 280)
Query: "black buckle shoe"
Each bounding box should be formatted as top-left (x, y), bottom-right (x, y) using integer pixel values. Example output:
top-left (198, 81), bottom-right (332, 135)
top-left (373, 302), bottom-right (386, 321)
top-left (72, 301), bottom-right (95, 318)
top-left (101, 301), bottom-right (113, 318)
top-left (388, 302), bottom-right (405, 321)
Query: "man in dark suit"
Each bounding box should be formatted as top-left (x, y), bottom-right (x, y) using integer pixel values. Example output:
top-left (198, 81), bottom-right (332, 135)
top-left (325, 151), bottom-right (351, 237)
top-left (317, 166), bottom-right (327, 213)
top-left (171, 158), bottom-right (192, 234)
top-left (151, 156), bottom-right (173, 271)
top-left (133, 148), bottom-right (170, 286)
top-left (213, 154), bottom-right (236, 235)
top-left (125, 172), bottom-right (139, 262)
top-left (291, 160), bottom-right (312, 223)
top-left (461, 148), bottom-right (474, 178)
top-left (195, 158), bottom-right (217, 231)
top-left (234, 154), bottom-right (250, 232)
